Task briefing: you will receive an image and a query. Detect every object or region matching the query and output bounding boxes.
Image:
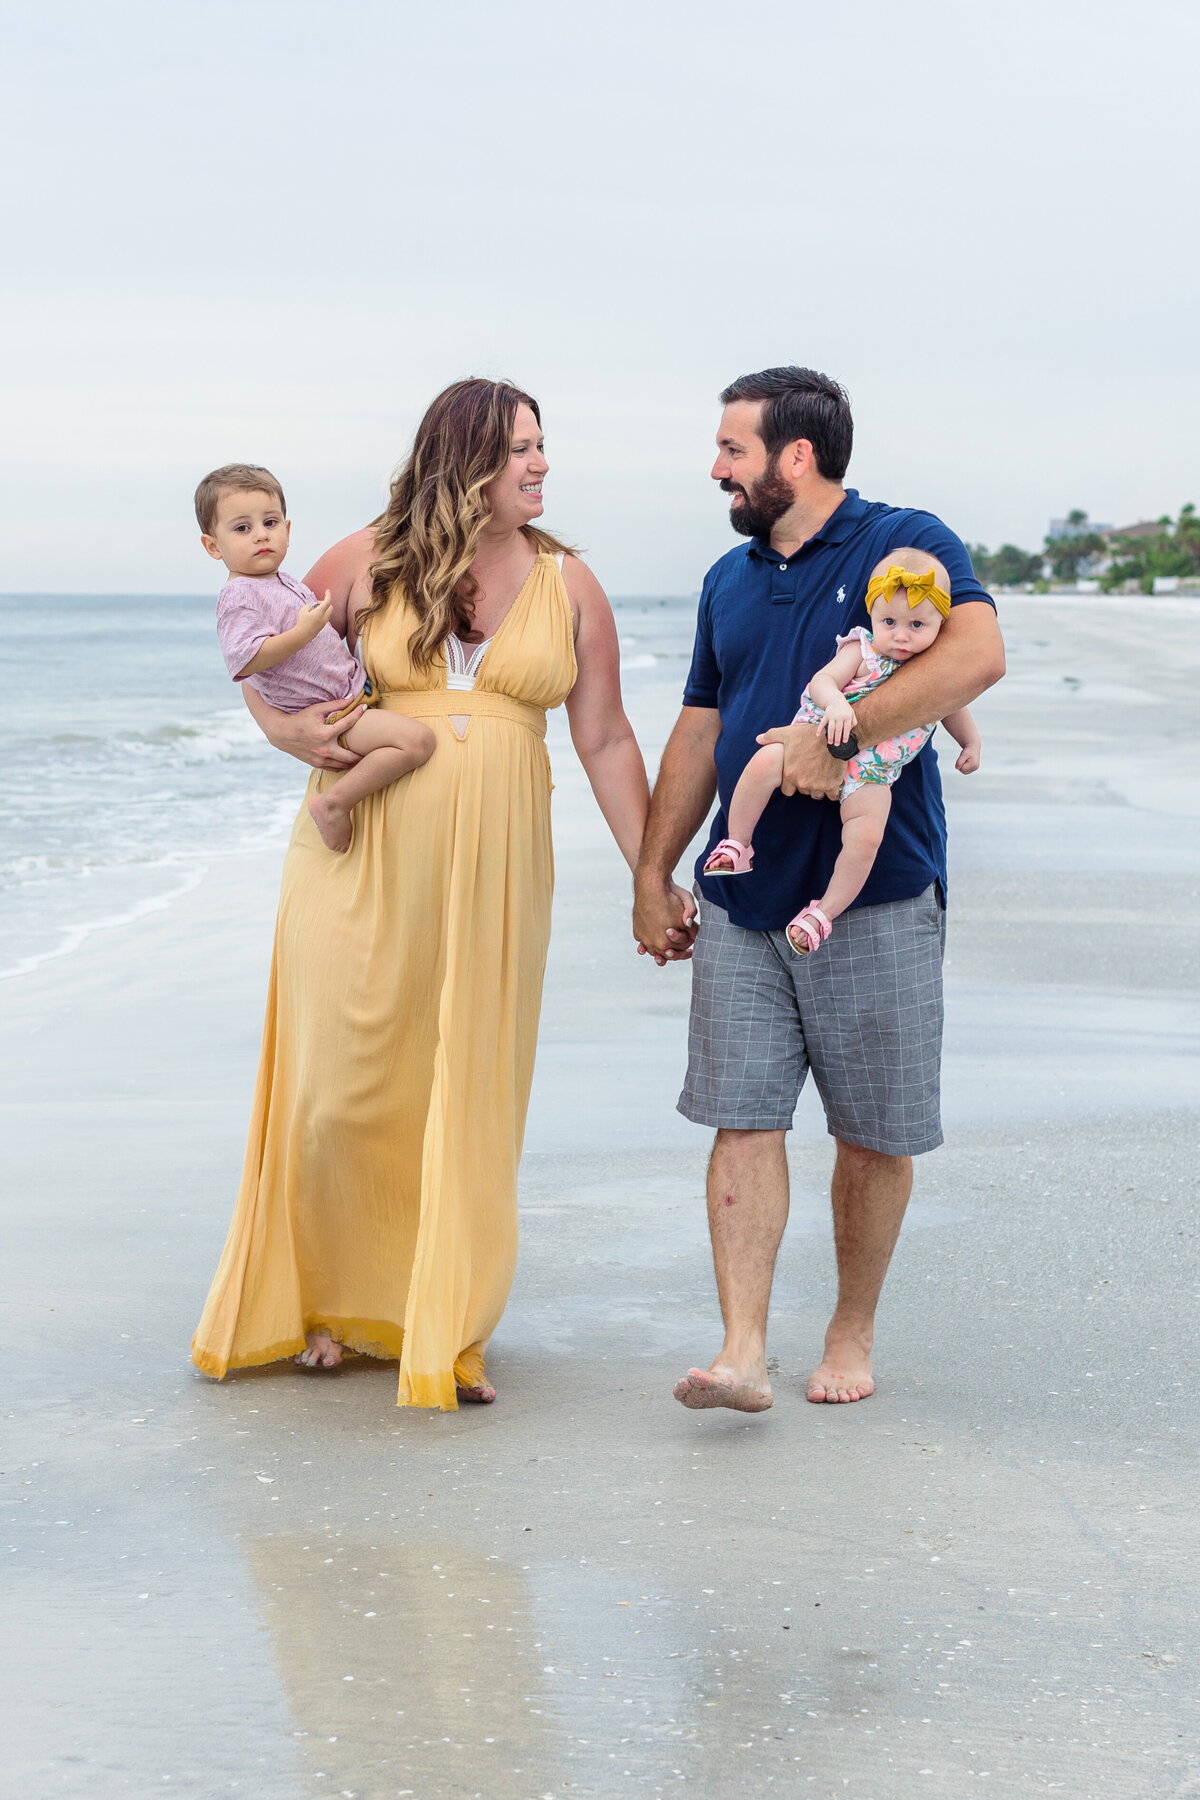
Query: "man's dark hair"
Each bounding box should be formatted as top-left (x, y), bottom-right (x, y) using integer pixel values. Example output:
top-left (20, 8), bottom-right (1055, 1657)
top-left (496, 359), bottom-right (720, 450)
top-left (719, 366), bottom-right (853, 482)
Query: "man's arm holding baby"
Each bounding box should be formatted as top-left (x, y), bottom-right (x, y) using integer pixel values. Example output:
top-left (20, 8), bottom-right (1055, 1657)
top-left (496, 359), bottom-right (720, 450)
top-left (761, 602), bottom-right (1004, 798)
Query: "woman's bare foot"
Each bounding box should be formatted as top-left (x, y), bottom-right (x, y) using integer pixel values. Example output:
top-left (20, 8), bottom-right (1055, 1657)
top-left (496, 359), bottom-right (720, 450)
top-left (456, 1382), bottom-right (496, 1404)
top-left (294, 1331), bottom-right (344, 1370)
top-left (806, 1335), bottom-right (874, 1403)
top-left (673, 1362), bottom-right (773, 1413)
top-left (307, 792), bottom-right (353, 853)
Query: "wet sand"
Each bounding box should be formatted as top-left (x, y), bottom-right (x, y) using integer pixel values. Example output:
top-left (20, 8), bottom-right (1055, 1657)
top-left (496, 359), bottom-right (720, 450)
top-left (4, 595), bottom-right (1199, 1798)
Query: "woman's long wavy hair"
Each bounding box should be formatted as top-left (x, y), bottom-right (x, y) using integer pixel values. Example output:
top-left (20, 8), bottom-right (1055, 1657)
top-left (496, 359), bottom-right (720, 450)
top-left (361, 378), bottom-right (574, 671)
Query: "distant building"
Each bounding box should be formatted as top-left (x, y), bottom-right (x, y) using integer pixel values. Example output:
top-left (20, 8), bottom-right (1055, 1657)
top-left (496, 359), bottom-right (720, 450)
top-left (1103, 520), bottom-right (1162, 543)
top-left (1048, 516), bottom-right (1112, 539)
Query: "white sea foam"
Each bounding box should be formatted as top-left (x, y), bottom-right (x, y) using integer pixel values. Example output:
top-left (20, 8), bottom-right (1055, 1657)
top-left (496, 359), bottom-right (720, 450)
top-left (3, 590), bottom-right (697, 983)
top-left (0, 860), bottom-right (206, 982)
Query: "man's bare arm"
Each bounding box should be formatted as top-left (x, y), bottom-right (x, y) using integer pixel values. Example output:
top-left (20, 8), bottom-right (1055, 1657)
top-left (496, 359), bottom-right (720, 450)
top-left (852, 600), bottom-right (1005, 747)
top-left (633, 706), bottom-right (720, 960)
top-left (759, 601), bottom-right (1005, 796)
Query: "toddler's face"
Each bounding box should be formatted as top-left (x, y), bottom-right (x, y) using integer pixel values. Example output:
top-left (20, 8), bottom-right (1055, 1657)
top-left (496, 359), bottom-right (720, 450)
top-left (868, 594), bottom-right (945, 661)
top-left (201, 489), bottom-right (290, 577)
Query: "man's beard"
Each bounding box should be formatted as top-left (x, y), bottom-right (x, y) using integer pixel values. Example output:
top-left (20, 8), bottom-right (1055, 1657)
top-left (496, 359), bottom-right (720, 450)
top-left (722, 458), bottom-right (795, 538)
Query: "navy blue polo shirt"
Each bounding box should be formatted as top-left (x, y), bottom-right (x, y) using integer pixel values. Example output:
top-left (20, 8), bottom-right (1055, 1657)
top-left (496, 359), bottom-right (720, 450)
top-left (684, 489), bottom-right (996, 931)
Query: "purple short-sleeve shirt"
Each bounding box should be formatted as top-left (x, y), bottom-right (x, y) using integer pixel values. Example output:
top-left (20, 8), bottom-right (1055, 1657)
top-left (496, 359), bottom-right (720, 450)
top-left (215, 570), bottom-right (363, 712)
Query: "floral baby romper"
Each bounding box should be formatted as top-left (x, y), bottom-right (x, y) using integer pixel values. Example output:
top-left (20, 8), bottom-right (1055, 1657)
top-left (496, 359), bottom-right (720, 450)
top-left (793, 626), bottom-right (934, 797)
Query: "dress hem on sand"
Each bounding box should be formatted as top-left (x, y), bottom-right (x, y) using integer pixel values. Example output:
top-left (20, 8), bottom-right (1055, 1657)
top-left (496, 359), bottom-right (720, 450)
top-left (190, 1317), bottom-right (487, 1411)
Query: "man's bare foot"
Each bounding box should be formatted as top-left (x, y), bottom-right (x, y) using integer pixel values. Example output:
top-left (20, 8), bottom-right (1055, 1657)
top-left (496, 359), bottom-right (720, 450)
top-left (456, 1382), bottom-right (496, 1405)
top-left (307, 792), bottom-right (353, 853)
top-left (673, 1364), bottom-right (773, 1413)
top-left (806, 1336), bottom-right (874, 1403)
top-left (294, 1331), bottom-right (344, 1370)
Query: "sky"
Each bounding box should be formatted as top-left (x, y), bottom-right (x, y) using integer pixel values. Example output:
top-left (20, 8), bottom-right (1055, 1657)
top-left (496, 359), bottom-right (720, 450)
top-left (1, 0), bottom-right (1196, 594)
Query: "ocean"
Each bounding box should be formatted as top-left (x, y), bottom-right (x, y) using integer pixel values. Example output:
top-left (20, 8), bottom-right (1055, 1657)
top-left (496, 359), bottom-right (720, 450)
top-left (1, 591), bottom-right (698, 983)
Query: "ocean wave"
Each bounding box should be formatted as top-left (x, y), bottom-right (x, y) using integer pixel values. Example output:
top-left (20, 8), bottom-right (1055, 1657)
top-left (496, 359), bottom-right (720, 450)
top-left (118, 710), bottom-right (268, 763)
top-left (0, 860), bottom-right (206, 983)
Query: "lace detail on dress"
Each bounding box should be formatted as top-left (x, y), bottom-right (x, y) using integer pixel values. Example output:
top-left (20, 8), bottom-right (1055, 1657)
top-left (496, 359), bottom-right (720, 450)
top-left (445, 634), bottom-right (493, 692)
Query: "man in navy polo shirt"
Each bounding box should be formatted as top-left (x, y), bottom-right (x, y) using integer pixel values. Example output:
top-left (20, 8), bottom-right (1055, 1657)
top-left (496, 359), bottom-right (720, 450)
top-left (633, 366), bottom-right (1005, 1413)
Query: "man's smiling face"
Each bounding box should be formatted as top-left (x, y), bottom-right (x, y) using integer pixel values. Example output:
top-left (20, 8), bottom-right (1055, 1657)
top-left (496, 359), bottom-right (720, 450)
top-left (710, 401), bottom-right (795, 538)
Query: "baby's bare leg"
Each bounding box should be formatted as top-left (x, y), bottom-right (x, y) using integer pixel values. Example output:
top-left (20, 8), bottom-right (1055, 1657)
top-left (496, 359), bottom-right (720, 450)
top-left (817, 785), bottom-right (892, 921)
top-left (705, 745), bottom-right (786, 870)
top-left (307, 712), bottom-right (436, 853)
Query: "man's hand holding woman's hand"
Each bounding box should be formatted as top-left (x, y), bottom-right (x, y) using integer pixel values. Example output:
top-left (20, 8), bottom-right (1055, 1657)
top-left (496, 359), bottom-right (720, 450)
top-left (755, 720), bottom-right (845, 800)
top-left (633, 877), bottom-right (698, 965)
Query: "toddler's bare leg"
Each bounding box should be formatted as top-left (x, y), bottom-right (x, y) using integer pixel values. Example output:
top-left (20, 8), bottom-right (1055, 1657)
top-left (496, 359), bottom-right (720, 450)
top-left (817, 785), bottom-right (892, 920)
top-left (307, 713), bottom-right (437, 853)
top-left (706, 745), bottom-right (785, 869)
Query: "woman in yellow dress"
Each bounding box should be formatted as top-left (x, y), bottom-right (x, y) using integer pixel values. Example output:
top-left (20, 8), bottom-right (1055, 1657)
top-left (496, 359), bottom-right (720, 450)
top-left (192, 380), bottom-right (683, 1408)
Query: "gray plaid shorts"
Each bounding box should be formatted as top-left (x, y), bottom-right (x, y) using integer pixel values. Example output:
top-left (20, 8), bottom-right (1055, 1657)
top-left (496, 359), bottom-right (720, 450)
top-left (677, 885), bottom-right (946, 1155)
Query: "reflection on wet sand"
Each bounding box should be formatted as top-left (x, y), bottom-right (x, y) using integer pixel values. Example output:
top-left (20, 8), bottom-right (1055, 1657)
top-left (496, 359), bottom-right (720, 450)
top-left (249, 1537), bottom-right (545, 1798)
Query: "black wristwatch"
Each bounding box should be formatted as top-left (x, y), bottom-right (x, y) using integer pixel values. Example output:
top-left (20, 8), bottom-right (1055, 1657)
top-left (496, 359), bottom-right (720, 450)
top-left (829, 732), bottom-right (859, 762)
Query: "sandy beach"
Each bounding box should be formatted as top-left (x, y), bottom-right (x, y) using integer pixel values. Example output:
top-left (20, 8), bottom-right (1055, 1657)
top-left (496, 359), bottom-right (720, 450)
top-left (4, 593), bottom-right (1199, 1798)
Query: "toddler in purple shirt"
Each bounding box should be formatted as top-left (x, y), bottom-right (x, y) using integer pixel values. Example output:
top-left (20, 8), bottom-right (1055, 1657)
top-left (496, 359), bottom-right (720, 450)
top-left (197, 463), bottom-right (435, 852)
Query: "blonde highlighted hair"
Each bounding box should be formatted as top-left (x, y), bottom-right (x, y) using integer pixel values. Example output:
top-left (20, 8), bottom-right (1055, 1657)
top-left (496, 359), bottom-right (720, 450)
top-left (362, 379), bottom-right (574, 671)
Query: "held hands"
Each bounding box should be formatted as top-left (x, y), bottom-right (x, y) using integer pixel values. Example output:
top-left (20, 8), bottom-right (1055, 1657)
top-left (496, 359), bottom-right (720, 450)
top-left (755, 720), bottom-right (844, 800)
top-left (820, 697), bottom-right (858, 749)
top-left (294, 591), bottom-right (334, 642)
top-left (633, 878), bottom-right (699, 965)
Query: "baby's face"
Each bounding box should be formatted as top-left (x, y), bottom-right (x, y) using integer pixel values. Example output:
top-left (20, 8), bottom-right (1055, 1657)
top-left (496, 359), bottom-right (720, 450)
top-left (201, 489), bottom-right (290, 577)
top-left (868, 594), bottom-right (945, 661)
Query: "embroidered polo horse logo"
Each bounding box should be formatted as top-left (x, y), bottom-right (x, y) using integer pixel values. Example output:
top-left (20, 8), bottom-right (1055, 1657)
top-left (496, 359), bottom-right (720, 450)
top-left (835, 586), bottom-right (846, 604)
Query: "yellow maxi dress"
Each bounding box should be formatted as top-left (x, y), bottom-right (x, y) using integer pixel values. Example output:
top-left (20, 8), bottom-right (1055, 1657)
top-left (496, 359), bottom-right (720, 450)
top-left (192, 554), bottom-right (577, 1408)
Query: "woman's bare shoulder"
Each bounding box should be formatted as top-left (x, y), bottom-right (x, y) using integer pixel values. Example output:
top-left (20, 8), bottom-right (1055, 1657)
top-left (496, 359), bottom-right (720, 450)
top-left (560, 552), bottom-right (607, 608)
top-left (303, 527), bottom-right (377, 596)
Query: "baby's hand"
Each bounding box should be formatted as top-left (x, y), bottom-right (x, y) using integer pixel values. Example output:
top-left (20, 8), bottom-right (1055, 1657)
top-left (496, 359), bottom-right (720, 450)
top-left (955, 744), bottom-right (981, 774)
top-left (295, 592), bottom-right (334, 641)
top-left (822, 699), bottom-right (857, 748)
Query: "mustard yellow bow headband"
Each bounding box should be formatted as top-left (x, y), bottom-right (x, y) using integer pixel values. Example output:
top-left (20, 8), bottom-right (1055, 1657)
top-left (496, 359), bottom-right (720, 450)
top-left (865, 564), bottom-right (952, 619)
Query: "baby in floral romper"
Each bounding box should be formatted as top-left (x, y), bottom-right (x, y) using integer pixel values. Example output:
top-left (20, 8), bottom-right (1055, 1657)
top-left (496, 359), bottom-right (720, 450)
top-left (704, 547), bottom-right (982, 955)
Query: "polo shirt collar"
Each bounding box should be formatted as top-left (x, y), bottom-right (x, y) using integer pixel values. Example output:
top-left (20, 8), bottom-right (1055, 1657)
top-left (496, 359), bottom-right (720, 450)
top-left (748, 488), bottom-right (867, 561)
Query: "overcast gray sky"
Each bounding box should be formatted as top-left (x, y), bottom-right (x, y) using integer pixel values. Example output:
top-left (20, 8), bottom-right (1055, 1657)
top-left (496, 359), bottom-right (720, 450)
top-left (2, 0), bottom-right (1196, 594)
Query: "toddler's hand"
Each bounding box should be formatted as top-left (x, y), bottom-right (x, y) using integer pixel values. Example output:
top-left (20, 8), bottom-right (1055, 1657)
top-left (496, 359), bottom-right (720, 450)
top-left (956, 744), bottom-right (981, 774)
top-left (295, 592), bottom-right (334, 641)
top-left (822, 700), bottom-right (857, 748)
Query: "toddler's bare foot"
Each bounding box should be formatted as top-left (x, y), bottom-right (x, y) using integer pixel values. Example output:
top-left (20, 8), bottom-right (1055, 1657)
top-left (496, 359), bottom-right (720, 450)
top-left (294, 1331), bottom-right (344, 1370)
top-left (308, 792), bottom-right (353, 853)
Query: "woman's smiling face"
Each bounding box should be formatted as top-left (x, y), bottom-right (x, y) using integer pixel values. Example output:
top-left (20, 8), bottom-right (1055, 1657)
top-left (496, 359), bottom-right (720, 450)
top-left (483, 402), bottom-right (549, 530)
